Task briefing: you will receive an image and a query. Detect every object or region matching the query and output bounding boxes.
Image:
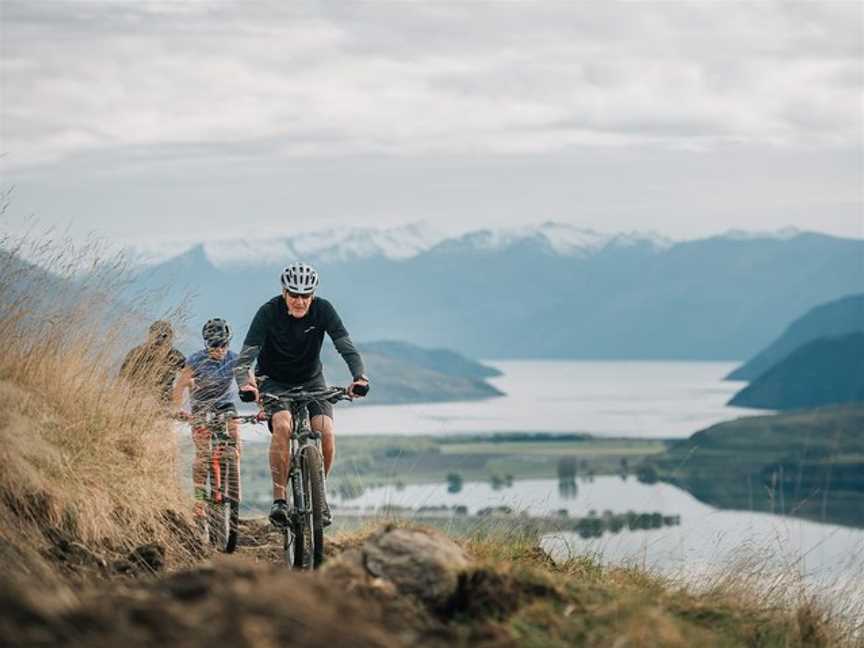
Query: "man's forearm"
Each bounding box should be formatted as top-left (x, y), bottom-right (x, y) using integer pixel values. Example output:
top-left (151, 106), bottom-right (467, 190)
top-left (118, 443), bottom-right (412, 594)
top-left (233, 344), bottom-right (261, 386)
top-left (333, 336), bottom-right (366, 379)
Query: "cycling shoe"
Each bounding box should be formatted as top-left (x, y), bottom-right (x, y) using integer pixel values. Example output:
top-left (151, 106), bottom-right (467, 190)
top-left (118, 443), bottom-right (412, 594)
top-left (269, 500), bottom-right (289, 527)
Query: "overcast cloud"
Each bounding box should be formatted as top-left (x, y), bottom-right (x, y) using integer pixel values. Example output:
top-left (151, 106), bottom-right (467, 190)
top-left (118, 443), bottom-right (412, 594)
top-left (1, 1), bottom-right (862, 244)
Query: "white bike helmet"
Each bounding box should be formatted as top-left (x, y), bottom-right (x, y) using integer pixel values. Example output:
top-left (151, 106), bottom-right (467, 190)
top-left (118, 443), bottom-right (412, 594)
top-left (280, 262), bottom-right (319, 294)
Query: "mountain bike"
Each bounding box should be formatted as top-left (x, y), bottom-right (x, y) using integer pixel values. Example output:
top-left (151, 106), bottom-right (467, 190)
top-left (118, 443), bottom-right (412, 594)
top-left (259, 384), bottom-right (366, 569)
top-left (175, 405), bottom-right (263, 553)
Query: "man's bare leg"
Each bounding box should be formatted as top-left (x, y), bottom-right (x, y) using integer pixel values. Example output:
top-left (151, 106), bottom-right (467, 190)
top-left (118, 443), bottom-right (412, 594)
top-left (270, 410), bottom-right (293, 501)
top-left (311, 415), bottom-right (335, 476)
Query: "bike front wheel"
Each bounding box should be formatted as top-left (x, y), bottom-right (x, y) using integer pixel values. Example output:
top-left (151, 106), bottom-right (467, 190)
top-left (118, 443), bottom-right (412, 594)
top-left (207, 451), bottom-right (239, 553)
top-left (223, 450), bottom-right (240, 553)
top-left (291, 446), bottom-right (325, 569)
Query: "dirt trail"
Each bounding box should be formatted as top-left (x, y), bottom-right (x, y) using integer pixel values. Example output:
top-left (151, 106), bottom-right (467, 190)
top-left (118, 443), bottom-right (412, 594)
top-left (2, 520), bottom-right (522, 648)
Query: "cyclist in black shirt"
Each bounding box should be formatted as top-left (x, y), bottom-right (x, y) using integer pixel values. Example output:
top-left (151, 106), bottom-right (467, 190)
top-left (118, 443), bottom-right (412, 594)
top-left (233, 262), bottom-right (368, 526)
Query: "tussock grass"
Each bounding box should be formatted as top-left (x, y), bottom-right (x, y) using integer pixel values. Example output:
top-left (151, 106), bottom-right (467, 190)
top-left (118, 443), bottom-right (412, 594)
top-left (0, 229), bottom-right (195, 582)
top-left (457, 526), bottom-right (862, 647)
top-left (330, 504), bottom-right (862, 643)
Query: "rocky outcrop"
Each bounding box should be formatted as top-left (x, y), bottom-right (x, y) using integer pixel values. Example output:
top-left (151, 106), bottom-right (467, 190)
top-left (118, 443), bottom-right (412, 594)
top-left (359, 526), bottom-right (471, 607)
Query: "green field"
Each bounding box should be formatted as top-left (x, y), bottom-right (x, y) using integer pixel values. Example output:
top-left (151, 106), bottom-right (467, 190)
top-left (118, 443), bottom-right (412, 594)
top-left (438, 440), bottom-right (665, 457)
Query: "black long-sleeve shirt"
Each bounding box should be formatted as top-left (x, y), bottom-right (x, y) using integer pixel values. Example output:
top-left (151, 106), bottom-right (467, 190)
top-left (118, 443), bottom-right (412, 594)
top-left (234, 295), bottom-right (365, 385)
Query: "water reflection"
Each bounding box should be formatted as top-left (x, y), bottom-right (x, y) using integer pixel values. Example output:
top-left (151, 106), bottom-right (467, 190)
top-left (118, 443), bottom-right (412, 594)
top-left (337, 481), bottom-right (365, 500)
top-left (331, 476), bottom-right (864, 599)
top-left (558, 478), bottom-right (578, 499)
top-left (490, 474), bottom-right (514, 490)
top-left (446, 472), bottom-right (463, 493)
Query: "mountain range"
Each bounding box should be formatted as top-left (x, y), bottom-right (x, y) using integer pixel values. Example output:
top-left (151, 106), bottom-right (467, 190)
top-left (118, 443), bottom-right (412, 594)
top-left (129, 223), bottom-right (864, 360)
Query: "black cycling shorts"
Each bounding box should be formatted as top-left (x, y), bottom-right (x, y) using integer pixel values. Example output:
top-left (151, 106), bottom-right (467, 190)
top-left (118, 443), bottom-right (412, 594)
top-left (258, 372), bottom-right (334, 423)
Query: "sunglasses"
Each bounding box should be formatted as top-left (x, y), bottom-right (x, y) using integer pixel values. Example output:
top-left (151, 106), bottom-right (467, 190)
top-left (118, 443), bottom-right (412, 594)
top-left (207, 341), bottom-right (229, 349)
top-left (285, 291), bottom-right (313, 301)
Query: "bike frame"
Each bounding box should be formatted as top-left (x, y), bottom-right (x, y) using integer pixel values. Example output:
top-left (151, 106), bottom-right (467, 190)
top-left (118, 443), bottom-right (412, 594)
top-left (177, 408), bottom-right (260, 552)
top-left (195, 409), bottom-right (237, 497)
top-left (199, 411), bottom-right (259, 505)
top-left (259, 385), bottom-right (351, 568)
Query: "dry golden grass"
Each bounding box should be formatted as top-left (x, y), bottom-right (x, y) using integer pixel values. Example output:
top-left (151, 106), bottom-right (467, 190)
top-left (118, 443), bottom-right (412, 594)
top-left (461, 529), bottom-right (863, 647)
top-left (0, 229), bottom-right (196, 581)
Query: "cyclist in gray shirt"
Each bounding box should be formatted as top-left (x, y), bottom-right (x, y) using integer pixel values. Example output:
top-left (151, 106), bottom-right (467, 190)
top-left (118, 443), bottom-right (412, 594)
top-left (233, 262), bottom-right (368, 526)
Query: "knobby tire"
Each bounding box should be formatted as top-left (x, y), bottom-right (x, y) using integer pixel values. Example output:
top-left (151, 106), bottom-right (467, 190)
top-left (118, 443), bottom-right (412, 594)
top-left (224, 450), bottom-right (240, 553)
top-left (291, 446), bottom-right (325, 569)
top-left (208, 450), bottom-right (239, 553)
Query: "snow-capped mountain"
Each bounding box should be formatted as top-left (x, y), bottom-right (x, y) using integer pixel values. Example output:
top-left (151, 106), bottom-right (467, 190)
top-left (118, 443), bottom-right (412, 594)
top-left (127, 226), bottom-right (863, 360)
top-left (444, 222), bottom-right (672, 257)
top-left (203, 222), bottom-right (448, 266)
top-left (131, 222), bottom-right (673, 268)
top-left (719, 227), bottom-right (802, 241)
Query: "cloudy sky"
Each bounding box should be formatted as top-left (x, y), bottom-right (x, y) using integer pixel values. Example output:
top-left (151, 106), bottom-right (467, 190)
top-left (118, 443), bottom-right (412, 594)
top-left (1, 0), bottom-right (862, 248)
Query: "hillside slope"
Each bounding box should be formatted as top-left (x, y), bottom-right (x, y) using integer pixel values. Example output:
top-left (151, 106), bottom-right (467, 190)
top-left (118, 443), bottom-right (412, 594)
top-left (729, 333), bottom-right (864, 410)
top-left (4, 520), bottom-right (856, 648)
top-left (0, 241), bottom-right (201, 590)
top-left (651, 405), bottom-right (864, 527)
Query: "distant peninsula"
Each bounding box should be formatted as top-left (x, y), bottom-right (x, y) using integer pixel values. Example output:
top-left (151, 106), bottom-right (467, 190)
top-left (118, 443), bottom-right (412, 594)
top-left (322, 340), bottom-right (504, 405)
top-left (649, 405), bottom-right (864, 528)
top-left (727, 293), bottom-right (864, 381)
top-left (728, 333), bottom-right (864, 410)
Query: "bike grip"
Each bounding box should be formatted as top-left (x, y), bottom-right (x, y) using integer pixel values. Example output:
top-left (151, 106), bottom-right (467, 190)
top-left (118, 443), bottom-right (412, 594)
top-left (239, 389), bottom-right (256, 403)
top-left (352, 383), bottom-right (369, 397)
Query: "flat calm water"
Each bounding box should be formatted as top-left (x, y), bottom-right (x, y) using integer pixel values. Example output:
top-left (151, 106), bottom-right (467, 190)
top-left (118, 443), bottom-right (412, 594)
top-left (329, 360), bottom-right (770, 438)
top-left (238, 360), bottom-right (769, 441)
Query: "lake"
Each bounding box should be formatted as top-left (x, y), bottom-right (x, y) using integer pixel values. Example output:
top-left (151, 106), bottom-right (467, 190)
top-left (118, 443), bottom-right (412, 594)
top-left (230, 359), bottom-right (862, 612)
top-left (239, 360), bottom-right (772, 441)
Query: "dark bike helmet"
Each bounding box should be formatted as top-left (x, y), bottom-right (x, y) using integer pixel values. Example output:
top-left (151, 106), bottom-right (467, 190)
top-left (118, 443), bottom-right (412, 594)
top-left (202, 318), bottom-right (232, 348)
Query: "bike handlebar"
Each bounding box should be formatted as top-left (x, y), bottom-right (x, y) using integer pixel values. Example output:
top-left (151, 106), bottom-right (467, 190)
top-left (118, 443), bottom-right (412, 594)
top-left (259, 385), bottom-right (357, 406)
top-left (171, 412), bottom-right (265, 425)
top-left (242, 381), bottom-right (368, 402)
top-left (232, 413), bottom-right (266, 424)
